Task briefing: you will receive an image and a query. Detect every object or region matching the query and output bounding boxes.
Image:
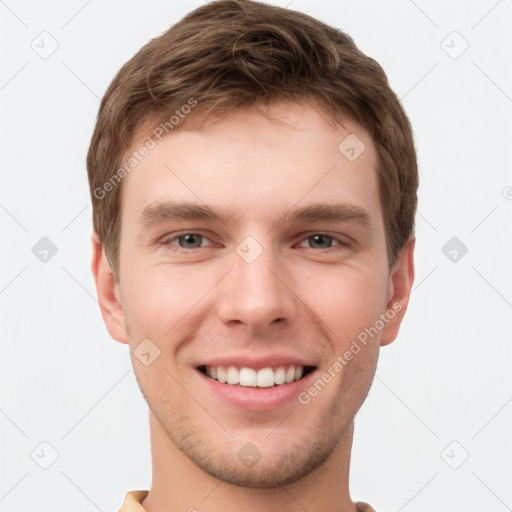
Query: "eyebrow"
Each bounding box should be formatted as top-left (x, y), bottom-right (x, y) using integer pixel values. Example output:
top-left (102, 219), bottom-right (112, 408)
top-left (138, 200), bottom-right (372, 229)
top-left (138, 201), bottom-right (236, 227)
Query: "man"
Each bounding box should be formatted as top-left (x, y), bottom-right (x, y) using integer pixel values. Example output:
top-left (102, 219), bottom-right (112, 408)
top-left (88, 1), bottom-right (417, 510)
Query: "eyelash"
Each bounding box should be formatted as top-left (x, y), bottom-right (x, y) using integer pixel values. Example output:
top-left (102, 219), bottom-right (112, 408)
top-left (159, 232), bottom-right (351, 252)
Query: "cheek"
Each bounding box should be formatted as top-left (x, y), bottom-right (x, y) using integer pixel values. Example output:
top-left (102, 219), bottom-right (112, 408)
top-left (299, 265), bottom-right (387, 344)
top-left (121, 268), bottom-right (206, 399)
top-left (121, 266), bottom-right (201, 338)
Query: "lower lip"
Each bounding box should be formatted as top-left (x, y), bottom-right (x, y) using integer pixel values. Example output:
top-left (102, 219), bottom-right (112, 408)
top-left (196, 369), bottom-right (316, 411)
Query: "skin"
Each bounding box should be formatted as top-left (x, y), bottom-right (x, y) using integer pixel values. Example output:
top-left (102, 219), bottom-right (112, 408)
top-left (92, 101), bottom-right (414, 512)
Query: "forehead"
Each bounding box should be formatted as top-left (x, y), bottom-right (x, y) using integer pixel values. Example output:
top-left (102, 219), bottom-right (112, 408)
top-left (120, 102), bottom-right (381, 229)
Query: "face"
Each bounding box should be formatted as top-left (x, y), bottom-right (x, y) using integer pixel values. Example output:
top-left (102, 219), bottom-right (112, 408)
top-left (92, 101), bottom-right (414, 488)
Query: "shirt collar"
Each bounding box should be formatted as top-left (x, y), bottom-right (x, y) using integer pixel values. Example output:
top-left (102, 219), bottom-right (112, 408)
top-left (118, 490), bottom-right (149, 512)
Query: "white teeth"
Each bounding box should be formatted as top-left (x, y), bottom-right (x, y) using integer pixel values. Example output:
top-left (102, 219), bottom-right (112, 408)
top-left (274, 366), bottom-right (286, 385)
top-left (239, 367), bottom-right (257, 386)
top-left (226, 366), bottom-right (239, 385)
top-left (256, 367), bottom-right (274, 388)
top-left (203, 364), bottom-right (309, 387)
top-left (217, 366), bottom-right (226, 384)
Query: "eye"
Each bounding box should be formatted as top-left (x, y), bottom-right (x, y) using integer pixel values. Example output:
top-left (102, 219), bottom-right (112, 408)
top-left (297, 233), bottom-right (349, 250)
top-left (160, 232), bottom-right (350, 253)
top-left (161, 233), bottom-right (214, 250)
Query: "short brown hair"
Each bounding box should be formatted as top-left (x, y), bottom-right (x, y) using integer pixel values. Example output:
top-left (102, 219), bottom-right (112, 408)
top-left (87, 0), bottom-right (418, 281)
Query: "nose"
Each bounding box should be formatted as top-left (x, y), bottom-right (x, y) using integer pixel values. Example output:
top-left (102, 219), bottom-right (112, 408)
top-left (216, 238), bottom-right (297, 333)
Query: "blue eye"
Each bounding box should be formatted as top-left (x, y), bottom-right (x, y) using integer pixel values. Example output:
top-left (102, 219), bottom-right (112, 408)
top-left (161, 232), bottom-right (349, 253)
top-left (166, 233), bottom-right (207, 249)
top-left (297, 233), bottom-right (348, 250)
top-left (305, 234), bottom-right (336, 249)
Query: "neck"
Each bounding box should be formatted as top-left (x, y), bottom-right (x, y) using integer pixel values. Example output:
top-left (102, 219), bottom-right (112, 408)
top-left (141, 410), bottom-right (358, 512)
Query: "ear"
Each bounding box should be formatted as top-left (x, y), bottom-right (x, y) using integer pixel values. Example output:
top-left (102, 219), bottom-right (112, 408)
top-left (380, 237), bottom-right (415, 347)
top-left (91, 231), bottom-right (129, 344)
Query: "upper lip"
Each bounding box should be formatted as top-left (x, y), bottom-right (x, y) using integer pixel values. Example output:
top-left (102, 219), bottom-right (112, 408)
top-left (195, 354), bottom-right (317, 370)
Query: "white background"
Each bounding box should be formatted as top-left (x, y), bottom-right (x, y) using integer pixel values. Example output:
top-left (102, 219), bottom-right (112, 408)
top-left (1, 1), bottom-right (511, 511)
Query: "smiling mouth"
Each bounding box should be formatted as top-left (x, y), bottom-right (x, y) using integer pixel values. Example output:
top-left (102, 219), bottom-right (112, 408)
top-left (197, 364), bottom-right (316, 388)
